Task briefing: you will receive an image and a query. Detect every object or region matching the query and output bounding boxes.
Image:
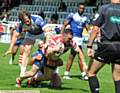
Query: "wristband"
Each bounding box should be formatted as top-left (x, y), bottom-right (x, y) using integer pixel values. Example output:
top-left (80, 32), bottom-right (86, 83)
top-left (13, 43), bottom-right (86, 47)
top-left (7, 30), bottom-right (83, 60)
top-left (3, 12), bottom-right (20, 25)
top-left (87, 45), bottom-right (92, 49)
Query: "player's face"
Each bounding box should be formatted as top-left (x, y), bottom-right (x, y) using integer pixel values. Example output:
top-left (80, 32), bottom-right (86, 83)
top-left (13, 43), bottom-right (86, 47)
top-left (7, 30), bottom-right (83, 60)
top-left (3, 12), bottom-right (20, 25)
top-left (23, 15), bottom-right (31, 26)
top-left (63, 33), bottom-right (73, 44)
top-left (38, 41), bottom-right (44, 48)
top-left (78, 5), bottom-right (85, 15)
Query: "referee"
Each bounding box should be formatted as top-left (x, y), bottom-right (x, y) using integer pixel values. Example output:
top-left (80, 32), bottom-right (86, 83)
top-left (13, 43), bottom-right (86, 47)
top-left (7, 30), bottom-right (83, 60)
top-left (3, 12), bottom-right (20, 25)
top-left (87, 0), bottom-right (120, 93)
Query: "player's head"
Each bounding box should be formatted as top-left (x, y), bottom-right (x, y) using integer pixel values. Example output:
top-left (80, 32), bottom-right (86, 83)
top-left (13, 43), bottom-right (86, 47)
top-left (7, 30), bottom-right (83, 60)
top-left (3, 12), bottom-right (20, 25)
top-left (38, 40), bottom-right (45, 49)
top-left (77, 3), bottom-right (85, 15)
top-left (62, 28), bottom-right (73, 44)
top-left (18, 11), bottom-right (31, 26)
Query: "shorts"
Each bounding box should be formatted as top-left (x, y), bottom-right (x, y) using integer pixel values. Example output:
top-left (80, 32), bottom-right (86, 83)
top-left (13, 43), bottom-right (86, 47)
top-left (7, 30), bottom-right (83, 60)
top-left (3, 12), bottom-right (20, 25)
top-left (23, 32), bottom-right (45, 45)
top-left (34, 61), bottom-right (44, 68)
top-left (94, 41), bottom-right (120, 64)
top-left (72, 36), bottom-right (83, 47)
top-left (15, 38), bottom-right (24, 46)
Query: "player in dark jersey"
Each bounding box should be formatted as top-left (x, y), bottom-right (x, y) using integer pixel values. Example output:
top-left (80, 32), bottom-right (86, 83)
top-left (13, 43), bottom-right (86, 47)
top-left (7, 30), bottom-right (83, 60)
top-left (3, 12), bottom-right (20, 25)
top-left (87, 0), bottom-right (120, 93)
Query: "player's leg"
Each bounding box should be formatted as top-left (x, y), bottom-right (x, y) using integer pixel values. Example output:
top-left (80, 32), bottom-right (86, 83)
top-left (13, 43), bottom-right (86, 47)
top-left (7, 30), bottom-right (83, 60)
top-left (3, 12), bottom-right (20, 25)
top-left (16, 64), bottom-right (39, 87)
top-left (36, 66), bottom-right (54, 81)
top-left (87, 59), bottom-right (105, 93)
top-left (63, 48), bottom-right (76, 79)
top-left (20, 38), bottom-right (34, 77)
top-left (50, 73), bottom-right (62, 88)
top-left (9, 45), bottom-right (18, 64)
top-left (18, 45), bottom-right (24, 67)
top-left (112, 63), bottom-right (120, 93)
top-left (77, 45), bottom-right (88, 80)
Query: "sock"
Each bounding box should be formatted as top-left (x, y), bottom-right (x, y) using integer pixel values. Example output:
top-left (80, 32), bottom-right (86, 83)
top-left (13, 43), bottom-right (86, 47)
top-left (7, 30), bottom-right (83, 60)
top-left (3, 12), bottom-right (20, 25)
top-left (20, 66), bottom-right (26, 77)
top-left (64, 71), bottom-right (69, 76)
top-left (88, 76), bottom-right (100, 93)
top-left (9, 57), bottom-right (13, 64)
top-left (114, 80), bottom-right (120, 93)
top-left (18, 54), bottom-right (23, 65)
top-left (55, 67), bottom-right (59, 74)
top-left (81, 72), bottom-right (87, 77)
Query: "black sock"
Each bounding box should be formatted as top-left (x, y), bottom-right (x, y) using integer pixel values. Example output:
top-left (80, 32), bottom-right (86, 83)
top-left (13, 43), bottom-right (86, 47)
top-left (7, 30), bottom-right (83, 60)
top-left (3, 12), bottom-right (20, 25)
top-left (114, 80), bottom-right (120, 93)
top-left (88, 76), bottom-right (100, 93)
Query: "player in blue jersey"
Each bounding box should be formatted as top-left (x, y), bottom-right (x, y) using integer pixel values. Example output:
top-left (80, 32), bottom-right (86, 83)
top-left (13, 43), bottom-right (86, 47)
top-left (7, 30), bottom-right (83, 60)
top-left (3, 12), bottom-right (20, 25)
top-left (8, 22), bottom-right (26, 65)
top-left (4, 11), bottom-right (49, 77)
top-left (61, 3), bottom-right (89, 80)
top-left (16, 40), bottom-right (47, 88)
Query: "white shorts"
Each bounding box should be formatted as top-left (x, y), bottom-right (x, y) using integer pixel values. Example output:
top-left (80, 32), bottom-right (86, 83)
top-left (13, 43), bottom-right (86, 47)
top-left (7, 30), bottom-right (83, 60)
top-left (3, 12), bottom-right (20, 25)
top-left (72, 37), bottom-right (84, 46)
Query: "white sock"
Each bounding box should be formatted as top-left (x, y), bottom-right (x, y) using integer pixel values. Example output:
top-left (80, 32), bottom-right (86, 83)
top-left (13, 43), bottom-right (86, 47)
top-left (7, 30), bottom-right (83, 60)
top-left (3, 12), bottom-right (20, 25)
top-left (9, 57), bottom-right (13, 64)
top-left (20, 66), bottom-right (26, 77)
top-left (64, 71), bottom-right (70, 76)
top-left (81, 72), bottom-right (86, 76)
top-left (55, 67), bottom-right (59, 74)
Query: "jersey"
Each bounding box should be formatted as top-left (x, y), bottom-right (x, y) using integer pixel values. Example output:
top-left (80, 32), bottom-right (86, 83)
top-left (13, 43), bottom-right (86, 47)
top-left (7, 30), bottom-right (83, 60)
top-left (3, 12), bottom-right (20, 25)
top-left (66, 12), bottom-right (89, 37)
top-left (47, 34), bottom-right (64, 57)
top-left (32, 49), bottom-right (46, 68)
top-left (31, 15), bottom-right (46, 30)
top-left (46, 34), bottom-right (79, 58)
top-left (93, 3), bottom-right (120, 41)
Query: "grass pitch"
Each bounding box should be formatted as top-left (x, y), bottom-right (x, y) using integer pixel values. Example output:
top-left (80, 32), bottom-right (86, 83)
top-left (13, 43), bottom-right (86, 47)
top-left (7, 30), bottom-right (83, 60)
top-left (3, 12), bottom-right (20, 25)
top-left (0, 43), bottom-right (114, 93)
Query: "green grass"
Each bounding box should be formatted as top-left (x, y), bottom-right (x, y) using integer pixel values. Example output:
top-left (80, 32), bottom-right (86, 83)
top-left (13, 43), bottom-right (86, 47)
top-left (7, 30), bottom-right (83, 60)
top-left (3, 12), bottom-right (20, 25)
top-left (0, 43), bottom-right (115, 93)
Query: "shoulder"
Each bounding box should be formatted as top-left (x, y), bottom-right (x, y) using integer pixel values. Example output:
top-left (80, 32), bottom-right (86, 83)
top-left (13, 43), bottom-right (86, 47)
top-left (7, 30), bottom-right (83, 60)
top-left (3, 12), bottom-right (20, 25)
top-left (67, 12), bottom-right (74, 18)
top-left (99, 4), bottom-right (110, 13)
top-left (31, 15), bottom-right (43, 20)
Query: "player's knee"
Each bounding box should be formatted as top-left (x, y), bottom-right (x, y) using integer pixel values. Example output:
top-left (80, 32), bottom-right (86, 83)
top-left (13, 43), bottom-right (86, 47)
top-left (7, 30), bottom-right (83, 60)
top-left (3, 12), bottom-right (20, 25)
top-left (87, 70), bottom-right (96, 77)
top-left (50, 73), bottom-right (61, 88)
top-left (30, 71), bottom-right (36, 76)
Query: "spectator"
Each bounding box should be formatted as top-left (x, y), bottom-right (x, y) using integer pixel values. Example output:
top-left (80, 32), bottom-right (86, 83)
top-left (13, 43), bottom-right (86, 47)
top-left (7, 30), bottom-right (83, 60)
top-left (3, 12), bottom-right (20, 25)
top-left (0, 8), bottom-right (10, 23)
top-left (38, 11), bottom-right (45, 20)
top-left (2, 0), bottom-right (9, 12)
top-left (58, 0), bottom-right (67, 12)
top-left (49, 11), bottom-right (59, 24)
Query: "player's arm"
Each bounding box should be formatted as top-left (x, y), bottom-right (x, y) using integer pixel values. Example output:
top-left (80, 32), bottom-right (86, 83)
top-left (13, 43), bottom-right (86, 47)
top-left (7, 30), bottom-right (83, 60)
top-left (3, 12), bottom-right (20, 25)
top-left (87, 6), bottom-right (104, 57)
top-left (88, 26), bottom-right (99, 47)
top-left (61, 13), bottom-right (73, 34)
top-left (87, 26), bottom-right (100, 57)
top-left (61, 19), bottom-right (69, 34)
top-left (4, 30), bottom-right (20, 56)
top-left (29, 54), bottom-right (43, 65)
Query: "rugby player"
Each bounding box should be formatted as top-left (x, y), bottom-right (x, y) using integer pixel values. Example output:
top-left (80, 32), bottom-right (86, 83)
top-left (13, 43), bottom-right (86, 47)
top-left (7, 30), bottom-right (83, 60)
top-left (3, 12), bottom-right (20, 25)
top-left (61, 3), bottom-right (89, 80)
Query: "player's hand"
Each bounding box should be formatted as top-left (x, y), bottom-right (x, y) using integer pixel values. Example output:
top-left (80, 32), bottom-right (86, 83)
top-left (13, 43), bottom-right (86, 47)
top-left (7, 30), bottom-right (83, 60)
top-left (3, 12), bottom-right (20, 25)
top-left (33, 54), bottom-right (42, 60)
top-left (4, 49), bottom-right (12, 56)
top-left (87, 48), bottom-right (94, 58)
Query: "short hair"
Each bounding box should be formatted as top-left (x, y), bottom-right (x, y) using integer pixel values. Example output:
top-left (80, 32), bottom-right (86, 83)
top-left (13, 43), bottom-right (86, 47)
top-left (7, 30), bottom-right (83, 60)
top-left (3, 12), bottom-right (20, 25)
top-left (18, 11), bottom-right (31, 21)
top-left (77, 3), bottom-right (85, 7)
top-left (63, 28), bottom-right (73, 36)
top-left (51, 13), bottom-right (59, 21)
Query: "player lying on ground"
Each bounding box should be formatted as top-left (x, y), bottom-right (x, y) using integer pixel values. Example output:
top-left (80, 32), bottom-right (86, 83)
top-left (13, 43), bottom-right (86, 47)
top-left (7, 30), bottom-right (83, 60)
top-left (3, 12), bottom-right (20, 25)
top-left (16, 40), bottom-right (63, 88)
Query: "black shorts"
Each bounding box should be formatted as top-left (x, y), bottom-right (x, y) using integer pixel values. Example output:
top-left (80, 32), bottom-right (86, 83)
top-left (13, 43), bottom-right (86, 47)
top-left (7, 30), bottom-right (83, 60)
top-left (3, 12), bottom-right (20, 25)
top-left (94, 41), bottom-right (120, 64)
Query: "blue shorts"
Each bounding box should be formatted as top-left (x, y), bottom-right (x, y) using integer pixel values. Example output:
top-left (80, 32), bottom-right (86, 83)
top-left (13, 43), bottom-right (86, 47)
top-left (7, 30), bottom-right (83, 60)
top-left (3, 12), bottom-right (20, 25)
top-left (15, 39), bottom-right (24, 46)
top-left (34, 61), bottom-right (44, 68)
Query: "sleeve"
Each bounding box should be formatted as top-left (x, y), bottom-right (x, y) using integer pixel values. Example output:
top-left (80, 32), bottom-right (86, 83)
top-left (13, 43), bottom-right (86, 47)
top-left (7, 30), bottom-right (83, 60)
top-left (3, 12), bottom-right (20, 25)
top-left (92, 6), bottom-right (104, 27)
top-left (66, 13), bottom-right (74, 23)
top-left (35, 16), bottom-right (46, 29)
top-left (85, 16), bottom-right (90, 26)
